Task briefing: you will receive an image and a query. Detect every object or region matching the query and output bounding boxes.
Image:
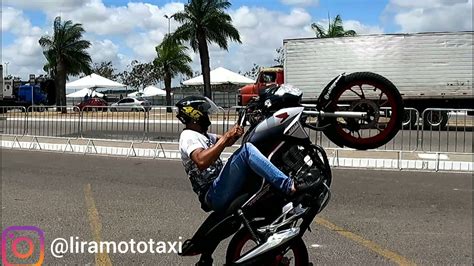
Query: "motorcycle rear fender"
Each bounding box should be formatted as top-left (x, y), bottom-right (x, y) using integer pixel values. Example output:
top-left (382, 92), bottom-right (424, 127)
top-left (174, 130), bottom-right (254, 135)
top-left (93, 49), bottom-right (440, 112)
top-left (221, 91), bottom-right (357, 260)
top-left (317, 73), bottom-right (346, 109)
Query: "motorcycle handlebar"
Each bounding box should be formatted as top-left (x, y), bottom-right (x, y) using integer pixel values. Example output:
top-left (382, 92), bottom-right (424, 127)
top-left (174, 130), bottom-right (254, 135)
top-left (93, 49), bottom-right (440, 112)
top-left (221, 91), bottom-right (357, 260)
top-left (237, 108), bottom-right (247, 127)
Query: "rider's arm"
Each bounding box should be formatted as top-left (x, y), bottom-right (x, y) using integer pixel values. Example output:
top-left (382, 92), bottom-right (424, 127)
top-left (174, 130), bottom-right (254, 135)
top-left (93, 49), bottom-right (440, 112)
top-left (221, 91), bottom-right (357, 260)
top-left (190, 125), bottom-right (243, 170)
top-left (190, 136), bottom-right (230, 171)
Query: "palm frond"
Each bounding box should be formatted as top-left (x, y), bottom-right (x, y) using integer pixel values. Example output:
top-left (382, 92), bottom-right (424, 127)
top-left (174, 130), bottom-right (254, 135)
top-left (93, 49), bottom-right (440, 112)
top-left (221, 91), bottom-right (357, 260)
top-left (311, 23), bottom-right (327, 38)
top-left (39, 16), bottom-right (92, 78)
top-left (311, 14), bottom-right (357, 38)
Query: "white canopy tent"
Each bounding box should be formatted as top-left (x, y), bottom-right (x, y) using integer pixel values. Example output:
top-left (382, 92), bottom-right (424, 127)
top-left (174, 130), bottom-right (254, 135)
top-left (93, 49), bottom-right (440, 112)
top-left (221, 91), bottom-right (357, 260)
top-left (66, 88), bottom-right (104, 98)
top-left (127, 85), bottom-right (167, 98)
top-left (66, 73), bottom-right (126, 89)
top-left (182, 67), bottom-right (254, 86)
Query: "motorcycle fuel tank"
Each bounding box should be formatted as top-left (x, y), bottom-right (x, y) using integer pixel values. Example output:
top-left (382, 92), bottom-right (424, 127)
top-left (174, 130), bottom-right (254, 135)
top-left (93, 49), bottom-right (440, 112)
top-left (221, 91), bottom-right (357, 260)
top-left (247, 107), bottom-right (304, 154)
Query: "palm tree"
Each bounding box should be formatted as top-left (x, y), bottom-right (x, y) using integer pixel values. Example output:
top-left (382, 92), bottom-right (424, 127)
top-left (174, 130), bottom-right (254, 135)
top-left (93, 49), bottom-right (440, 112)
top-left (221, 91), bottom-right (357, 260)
top-left (39, 16), bottom-right (92, 111)
top-left (311, 14), bottom-right (356, 38)
top-left (154, 35), bottom-right (193, 110)
top-left (172, 0), bottom-right (241, 99)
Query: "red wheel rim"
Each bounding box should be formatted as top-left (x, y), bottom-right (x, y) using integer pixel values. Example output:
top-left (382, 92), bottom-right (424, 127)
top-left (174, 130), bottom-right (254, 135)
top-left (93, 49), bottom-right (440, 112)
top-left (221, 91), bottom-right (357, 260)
top-left (232, 233), bottom-right (252, 260)
top-left (330, 79), bottom-right (399, 146)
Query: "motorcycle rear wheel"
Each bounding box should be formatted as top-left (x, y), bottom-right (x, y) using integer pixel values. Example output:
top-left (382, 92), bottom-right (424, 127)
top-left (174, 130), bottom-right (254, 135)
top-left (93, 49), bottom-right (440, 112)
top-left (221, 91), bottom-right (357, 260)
top-left (322, 72), bottom-right (404, 150)
top-left (226, 228), bottom-right (309, 266)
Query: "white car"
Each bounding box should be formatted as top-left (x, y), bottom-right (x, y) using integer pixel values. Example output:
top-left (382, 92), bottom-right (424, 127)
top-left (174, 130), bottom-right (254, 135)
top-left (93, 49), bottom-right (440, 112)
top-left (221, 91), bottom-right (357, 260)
top-left (110, 97), bottom-right (151, 112)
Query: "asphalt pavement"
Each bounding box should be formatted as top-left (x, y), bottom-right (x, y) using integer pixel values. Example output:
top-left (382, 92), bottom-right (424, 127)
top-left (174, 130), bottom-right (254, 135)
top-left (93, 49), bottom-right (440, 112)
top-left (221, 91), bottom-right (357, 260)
top-left (1, 150), bottom-right (472, 265)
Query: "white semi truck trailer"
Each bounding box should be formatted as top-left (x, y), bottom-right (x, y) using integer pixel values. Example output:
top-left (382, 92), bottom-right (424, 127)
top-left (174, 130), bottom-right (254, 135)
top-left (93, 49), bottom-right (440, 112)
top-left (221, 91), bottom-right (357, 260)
top-left (284, 31), bottom-right (473, 128)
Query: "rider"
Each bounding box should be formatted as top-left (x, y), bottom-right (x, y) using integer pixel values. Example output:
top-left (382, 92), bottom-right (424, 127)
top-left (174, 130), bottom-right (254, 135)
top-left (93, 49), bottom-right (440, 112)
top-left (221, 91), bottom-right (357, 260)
top-left (177, 96), bottom-right (297, 213)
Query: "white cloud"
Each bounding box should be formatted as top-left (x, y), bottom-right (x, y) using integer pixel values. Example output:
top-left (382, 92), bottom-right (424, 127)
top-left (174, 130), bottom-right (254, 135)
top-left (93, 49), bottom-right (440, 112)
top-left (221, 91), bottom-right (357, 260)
top-left (232, 6), bottom-right (258, 29)
top-left (1, 7), bottom-right (46, 79)
top-left (205, 6), bottom-right (315, 73)
top-left (125, 30), bottom-right (165, 61)
top-left (280, 0), bottom-right (319, 7)
top-left (43, 1), bottom-right (184, 36)
top-left (2, 0), bottom-right (185, 78)
top-left (89, 39), bottom-right (120, 63)
top-left (386, 0), bottom-right (473, 32)
top-left (2, 0), bottom-right (89, 12)
top-left (389, 0), bottom-right (468, 9)
top-left (1, 0), bottom-right (387, 82)
top-left (341, 20), bottom-right (384, 35)
top-left (1, 7), bottom-right (37, 35)
top-left (278, 8), bottom-right (312, 27)
top-left (3, 34), bottom-right (46, 79)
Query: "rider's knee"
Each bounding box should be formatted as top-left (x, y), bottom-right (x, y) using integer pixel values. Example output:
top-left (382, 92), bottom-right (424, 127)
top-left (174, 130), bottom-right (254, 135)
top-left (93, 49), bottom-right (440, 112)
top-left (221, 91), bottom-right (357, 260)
top-left (243, 142), bottom-right (255, 152)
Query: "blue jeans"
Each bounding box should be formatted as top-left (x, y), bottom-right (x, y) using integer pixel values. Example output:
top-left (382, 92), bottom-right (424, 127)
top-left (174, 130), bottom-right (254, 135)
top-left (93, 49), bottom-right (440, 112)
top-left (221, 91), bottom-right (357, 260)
top-left (206, 143), bottom-right (293, 212)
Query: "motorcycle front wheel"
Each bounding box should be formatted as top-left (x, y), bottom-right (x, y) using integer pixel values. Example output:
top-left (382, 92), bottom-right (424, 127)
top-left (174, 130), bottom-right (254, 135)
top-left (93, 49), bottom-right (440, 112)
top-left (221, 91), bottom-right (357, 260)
top-left (226, 228), bottom-right (309, 266)
top-left (321, 72), bottom-right (404, 150)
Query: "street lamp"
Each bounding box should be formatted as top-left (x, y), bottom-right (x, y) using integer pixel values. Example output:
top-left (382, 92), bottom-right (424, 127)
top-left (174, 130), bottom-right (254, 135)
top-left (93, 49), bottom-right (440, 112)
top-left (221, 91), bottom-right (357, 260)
top-left (164, 14), bottom-right (175, 35)
top-left (4, 62), bottom-right (9, 76)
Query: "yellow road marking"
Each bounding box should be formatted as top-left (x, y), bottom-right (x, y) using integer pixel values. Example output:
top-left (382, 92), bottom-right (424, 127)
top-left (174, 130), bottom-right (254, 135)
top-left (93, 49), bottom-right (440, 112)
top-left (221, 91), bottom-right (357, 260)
top-left (84, 184), bottom-right (113, 266)
top-left (315, 217), bottom-right (416, 266)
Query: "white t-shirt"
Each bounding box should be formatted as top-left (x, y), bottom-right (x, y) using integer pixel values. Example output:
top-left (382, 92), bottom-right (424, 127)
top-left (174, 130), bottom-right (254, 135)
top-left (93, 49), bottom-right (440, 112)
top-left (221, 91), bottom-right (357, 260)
top-left (179, 129), bottom-right (223, 202)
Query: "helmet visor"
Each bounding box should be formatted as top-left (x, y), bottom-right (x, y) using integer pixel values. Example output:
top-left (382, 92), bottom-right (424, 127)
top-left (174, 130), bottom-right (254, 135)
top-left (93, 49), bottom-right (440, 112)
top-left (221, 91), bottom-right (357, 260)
top-left (201, 97), bottom-right (221, 114)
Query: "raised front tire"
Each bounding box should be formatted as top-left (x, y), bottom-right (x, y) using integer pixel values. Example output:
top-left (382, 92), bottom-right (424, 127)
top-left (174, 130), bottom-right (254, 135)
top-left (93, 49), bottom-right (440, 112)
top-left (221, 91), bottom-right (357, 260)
top-left (321, 72), bottom-right (404, 150)
top-left (226, 229), bottom-right (309, 266)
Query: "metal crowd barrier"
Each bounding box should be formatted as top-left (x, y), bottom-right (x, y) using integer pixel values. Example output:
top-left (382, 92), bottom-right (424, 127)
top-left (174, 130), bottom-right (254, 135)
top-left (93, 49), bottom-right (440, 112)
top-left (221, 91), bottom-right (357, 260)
top-left (421, 108), bottom-right (473, 154)
top-left (147, 106), bottom-right (183, 142)
top-left (81, 105), bottom-right (147, 142)
top-left (26, 106), bottom-right (81, 138)
top-left (1, 105), bottom-right (473, 155)
top-left (0, 106), bottom-right (27, 136)
top-left (146, 106), bottom-right (238, 143)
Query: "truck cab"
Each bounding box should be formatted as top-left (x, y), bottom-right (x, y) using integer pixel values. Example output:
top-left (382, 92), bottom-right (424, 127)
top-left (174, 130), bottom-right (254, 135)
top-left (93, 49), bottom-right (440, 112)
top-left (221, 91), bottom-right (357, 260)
top-left (238, 66), bottom-right (284, 106)
top-left (17, 84), bottom-right (48, 105)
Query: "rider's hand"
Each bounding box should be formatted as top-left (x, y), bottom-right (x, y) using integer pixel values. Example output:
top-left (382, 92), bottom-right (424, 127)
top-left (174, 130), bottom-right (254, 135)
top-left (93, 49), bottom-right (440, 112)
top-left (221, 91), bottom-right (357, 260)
top-left (224, 125), bottom-right (244, 146)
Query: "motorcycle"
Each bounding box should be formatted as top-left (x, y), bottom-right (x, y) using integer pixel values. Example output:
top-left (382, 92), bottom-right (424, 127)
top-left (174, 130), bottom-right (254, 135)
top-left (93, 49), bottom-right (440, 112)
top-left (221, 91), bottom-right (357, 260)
top-left (179, 72), bottom-right (404, 265)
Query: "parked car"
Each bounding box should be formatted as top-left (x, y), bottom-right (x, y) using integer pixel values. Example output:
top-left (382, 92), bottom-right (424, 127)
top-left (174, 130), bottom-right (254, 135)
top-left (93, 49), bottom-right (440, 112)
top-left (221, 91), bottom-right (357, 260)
top-left (110, 97), bottom-right (151, 112)
top-left (76, 98), bottom-right (108, 111)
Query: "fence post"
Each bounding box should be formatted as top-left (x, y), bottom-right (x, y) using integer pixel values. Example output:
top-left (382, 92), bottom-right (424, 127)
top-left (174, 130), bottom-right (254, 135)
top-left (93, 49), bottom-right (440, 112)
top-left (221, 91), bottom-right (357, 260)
top-left (435, 152), bottom-right (440, 172)
top-left (24, 106), bottom-right (29, 136)
top-left (398, 151), bottom-right (403, 170)
top-left (78, 106), bottom-right (84, 139)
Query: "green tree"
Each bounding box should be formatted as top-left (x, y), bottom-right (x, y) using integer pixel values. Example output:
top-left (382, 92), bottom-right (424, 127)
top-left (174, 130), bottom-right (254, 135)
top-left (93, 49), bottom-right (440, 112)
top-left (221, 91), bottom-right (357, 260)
top-left (92, 61), bottom-right (117, 79)
top-left (172, 0), bottom-right (241, 99)
top-left (311, 15), bottom-right (356, 38)
top-left (243, 63), bottom-right (260, 80)
top-left (39, 16), bottom-right (92, 111)
top-left (118, 60), bottom-right (161, 90)
top-left (153, 35), bottom-right (193, 109)
top-left (42, 51), bottom-right (57, 79)
top-left (274, 47), bottom-right (285, 66)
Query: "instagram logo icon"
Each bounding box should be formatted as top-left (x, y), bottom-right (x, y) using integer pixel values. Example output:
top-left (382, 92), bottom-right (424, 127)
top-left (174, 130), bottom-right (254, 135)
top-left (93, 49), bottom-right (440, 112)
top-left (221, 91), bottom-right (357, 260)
top-left (2, 226), bottom-right (45, 266)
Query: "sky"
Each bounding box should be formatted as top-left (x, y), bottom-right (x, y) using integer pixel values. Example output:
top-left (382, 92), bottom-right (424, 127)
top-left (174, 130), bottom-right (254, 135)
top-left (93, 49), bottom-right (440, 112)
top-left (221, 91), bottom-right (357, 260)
top-left (1, 0), bottom-right (473, 83)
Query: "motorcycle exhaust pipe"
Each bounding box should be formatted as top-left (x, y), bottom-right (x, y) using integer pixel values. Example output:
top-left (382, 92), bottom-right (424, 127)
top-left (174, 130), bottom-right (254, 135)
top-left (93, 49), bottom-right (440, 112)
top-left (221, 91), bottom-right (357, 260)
top-left (234, 227), bottom-right (300, 264)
